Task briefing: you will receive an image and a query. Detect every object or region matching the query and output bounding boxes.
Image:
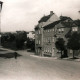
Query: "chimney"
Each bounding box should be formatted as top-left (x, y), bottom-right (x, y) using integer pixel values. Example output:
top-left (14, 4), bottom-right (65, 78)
top-left (50, 11), bottom-right (54, 16)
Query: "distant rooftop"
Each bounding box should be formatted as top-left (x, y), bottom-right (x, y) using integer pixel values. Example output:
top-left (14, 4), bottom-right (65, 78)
top-left (60, 16), bottom-right (72, 21)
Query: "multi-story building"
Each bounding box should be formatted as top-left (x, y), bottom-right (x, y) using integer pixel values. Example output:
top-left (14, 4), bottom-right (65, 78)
top-left (35, 11), bottom-right (60, 56)
top-left (43, 16), bottom-right (77, 57)
top-left (35, 11), bottom-right (79, 57)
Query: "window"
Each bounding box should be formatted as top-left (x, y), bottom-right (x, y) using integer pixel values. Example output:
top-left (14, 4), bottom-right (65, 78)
top-left (48, 48), bottom-right (49, 52)
top-left (58, 29), bottom-right (61, 31)
top-left (61, 28), bottom-right (64, 31)
top-left (49, 37), bottom-right (51, 42)
top-left (46, 48), bottom-right (47, 52)
top-left (38, 30), bottom-right (40, 34)
top-left (53, 29), bottom-right (54, 31)
top-left (48, 29), bottom-right (49, 32)
top-left (36, 40), bottom-right (38, 44)
top-left (48, 37), bottom-right (49, 41)
top-left (58, 28), bottom-right (64, 32)
top-left (44, 48), bottom-right (46, 52)
top-left (72, 27), bottom-right (78, 31)
top-left (39, 40), bottom-right (40, 44)
top-left (50, 48), bottom-right (52, 53)
top-left (52, 37), bottom-right (54, 42)
top-left (46, 38), bottom-right (47, 42)
top-left (38, 49), bottom-right (39, 53)
top-left (48, 38), bottom-right (49, 42)
top-left (50, 37), bottom-right (52, 42)
top-left (36, 31), bottom-right (38, 34)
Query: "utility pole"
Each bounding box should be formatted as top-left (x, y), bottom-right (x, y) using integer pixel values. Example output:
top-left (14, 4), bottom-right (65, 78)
top-left (0, 1), bottom-right (3, 47)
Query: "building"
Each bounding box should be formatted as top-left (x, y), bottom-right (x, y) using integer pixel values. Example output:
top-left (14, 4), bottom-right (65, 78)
top-left (43, 16), bottom-right (78, 57)
top-left (35, 11), bottom-right (79, 57)
top-left (35, 11), bottom-right (60, 55)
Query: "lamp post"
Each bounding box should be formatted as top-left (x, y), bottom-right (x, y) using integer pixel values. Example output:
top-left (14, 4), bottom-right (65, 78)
top-left (0, 1), bottom-right (3, 47)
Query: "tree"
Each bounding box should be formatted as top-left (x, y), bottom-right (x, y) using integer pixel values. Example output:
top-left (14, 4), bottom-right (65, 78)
top-left (55, 38), bottom-right (65, 58)
top-left (26, 37), bottom-right (35, 51)
top-left (67, 32), bottom-right (80, 58)
top-left (15, 31), bottom-right (27, 49)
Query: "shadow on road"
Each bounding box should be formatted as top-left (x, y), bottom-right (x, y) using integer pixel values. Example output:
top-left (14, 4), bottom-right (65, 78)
top-left (0, 49), bottom-right (7, 51)
top-left (0, 52), bottom-right (22, 59)
top-left (70, 57), bottom-right (79, 59)
top-left (27, 49), bottom-right (35, 52)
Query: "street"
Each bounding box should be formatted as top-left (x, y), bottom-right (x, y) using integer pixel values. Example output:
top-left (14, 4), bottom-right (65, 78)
top-left (0, 49), bottom-right (80, 80)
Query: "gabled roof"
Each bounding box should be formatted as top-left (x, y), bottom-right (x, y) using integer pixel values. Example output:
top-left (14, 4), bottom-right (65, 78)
top-left (38, 15), bottom-right (51, 23)
top-left (60, 16), bottom-right (72, 21)
top-left (61, 21), bottom-right (77, 27)
top-left (43, 17), bottom-right (77, 30)
top-left (43, 20), bottom-right (60, 30)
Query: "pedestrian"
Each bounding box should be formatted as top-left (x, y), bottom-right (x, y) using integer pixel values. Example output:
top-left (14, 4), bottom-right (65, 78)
top-left (14, 52), bottom-right (17, 59)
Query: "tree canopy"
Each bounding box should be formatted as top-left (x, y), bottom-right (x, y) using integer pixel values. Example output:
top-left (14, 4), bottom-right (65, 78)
top-left (67, 32), bottom-right (80, 50)
top-left (55, 38), bottom-right (65, 51)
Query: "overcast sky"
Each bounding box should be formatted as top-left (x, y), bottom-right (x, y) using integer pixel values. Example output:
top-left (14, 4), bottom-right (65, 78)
top-left (1, 0), bottom-right (80, 32)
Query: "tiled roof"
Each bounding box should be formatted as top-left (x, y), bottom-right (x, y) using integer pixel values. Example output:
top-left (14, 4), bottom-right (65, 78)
top-left (38, 15), bottom-right (51, 23)
top-left (60, 16), bottom-right (72, 21)
top-left (43, 20), bottom-right (60, 30)
top-left (43, 16), bottom-right (77, 30)
top-left (61, 21), bottom-right (77, 27)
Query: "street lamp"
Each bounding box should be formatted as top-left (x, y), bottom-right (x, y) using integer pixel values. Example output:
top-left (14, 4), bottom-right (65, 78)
top-left (0, 1), bottom-right (3, 47)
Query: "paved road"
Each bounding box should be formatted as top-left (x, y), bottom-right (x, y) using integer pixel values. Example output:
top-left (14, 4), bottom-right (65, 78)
top-left (0, 49), bottom-right (80, 80)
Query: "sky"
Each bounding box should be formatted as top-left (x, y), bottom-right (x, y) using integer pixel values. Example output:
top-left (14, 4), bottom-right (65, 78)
top-left (1, 0), bottom-right (80, 32)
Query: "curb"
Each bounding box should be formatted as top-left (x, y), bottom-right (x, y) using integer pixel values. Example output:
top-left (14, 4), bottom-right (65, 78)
top-left (30, 54), bottom-right (80, 62)
top-left (30, 55), bottom-right (58, 60)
